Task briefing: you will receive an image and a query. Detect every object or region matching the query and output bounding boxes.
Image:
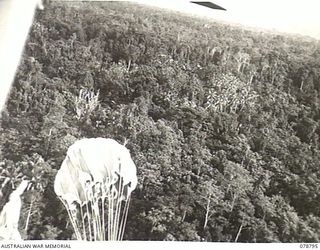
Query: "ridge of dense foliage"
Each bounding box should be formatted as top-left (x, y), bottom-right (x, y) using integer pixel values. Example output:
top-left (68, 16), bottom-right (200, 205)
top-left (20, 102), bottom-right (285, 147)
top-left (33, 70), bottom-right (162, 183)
top-left (1, 1), bottom-right (320, 242)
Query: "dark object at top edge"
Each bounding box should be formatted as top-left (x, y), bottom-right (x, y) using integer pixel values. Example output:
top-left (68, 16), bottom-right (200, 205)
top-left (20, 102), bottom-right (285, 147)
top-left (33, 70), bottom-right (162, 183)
top-left (190, 1), bottom-right (227, 11)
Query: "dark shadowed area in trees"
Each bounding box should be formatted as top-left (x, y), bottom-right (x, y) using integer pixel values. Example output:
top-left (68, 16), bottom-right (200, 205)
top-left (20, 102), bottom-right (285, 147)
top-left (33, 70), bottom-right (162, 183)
top-left (1, 1), bottom-right (320, 242)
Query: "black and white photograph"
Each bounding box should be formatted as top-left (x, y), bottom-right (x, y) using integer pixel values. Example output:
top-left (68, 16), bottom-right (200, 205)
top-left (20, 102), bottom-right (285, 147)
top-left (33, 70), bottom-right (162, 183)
top-left (0, 0), bottom-right (320, 246)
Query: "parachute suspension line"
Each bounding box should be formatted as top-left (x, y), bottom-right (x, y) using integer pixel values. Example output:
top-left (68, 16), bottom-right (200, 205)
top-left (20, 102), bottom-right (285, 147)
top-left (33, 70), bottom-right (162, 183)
top-left (107, 193), bottom-right (111, 240)
top-left (90, 198), bottom-right (97, 240)
top-left (93, 186), bottom-right (103, 241)
top-left (109, 190), bottom-right (113, 240)
top-left (99, 194), bottom-right (105, 241)
top-left (110, 185), bottom-right (117, 240)
top-left (118, 198), bottom-right (127, 240)
top-left (94, 193), bottom-right (102, 241)
top-left (101, 196), bottom-right (106, 241)
top-left (116, 175), bottom-right (125, 240)
top-left (92, 184), bottom-right (103, 241)
top-left (79, 205), bottom-right (87, 241)
top-left (114, 161), bottom-right (124, 241)
top-left (119, 196), bottom-right (131, 241)
top-left (109, 185), bottom-right (116, 240)
top-left (83, 184), bottom-right (92, 241)
top-left (105, 181), bottom-right (111, 240)
top-left (113, 176), bottom-right (122, 240)
top-left (107, 190), bottom-right (110, 240)
top-left (108, 188), bottom-right (112, 240)
top-left (59, 197), bottom-right (82, 240)
top-left (106, 165), bottom-right (116, 241)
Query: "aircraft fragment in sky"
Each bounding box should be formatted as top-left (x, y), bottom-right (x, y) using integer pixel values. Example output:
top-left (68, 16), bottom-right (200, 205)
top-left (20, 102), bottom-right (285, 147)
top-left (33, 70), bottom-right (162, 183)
top-left (190, 1), bottom-right (226, 11)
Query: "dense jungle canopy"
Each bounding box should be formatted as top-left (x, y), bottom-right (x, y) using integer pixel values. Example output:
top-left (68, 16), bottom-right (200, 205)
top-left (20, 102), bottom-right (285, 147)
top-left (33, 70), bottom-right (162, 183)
top-left (1, 1), bottom-right (320, 242)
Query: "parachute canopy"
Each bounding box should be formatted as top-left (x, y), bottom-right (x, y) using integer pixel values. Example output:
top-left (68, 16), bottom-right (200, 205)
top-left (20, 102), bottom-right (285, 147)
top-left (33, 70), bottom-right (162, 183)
top-left (54, 138), bottom-right (137, 241)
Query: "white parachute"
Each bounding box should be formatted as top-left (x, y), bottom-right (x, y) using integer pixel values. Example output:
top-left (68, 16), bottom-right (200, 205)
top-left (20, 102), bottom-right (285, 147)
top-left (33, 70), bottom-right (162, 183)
top-left (54, 138), bottom-right (137, 241)
top-left (0, 180), bottom-right (29, 240)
